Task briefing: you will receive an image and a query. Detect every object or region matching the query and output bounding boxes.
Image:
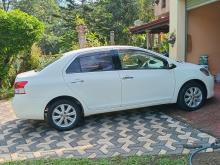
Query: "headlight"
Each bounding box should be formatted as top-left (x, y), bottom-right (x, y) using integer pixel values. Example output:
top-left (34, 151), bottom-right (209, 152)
top-left (200, 68), bottom-right (210, 76)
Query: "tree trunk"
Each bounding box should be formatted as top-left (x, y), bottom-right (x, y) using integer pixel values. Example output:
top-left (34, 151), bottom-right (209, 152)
top-left (2, 0), bottom-right (10, 11)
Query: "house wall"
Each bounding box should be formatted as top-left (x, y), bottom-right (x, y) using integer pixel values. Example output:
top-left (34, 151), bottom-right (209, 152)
top-left (154, 0), bottom-right (169, 18)
top-left (187, 1), bottom-right (220, 75)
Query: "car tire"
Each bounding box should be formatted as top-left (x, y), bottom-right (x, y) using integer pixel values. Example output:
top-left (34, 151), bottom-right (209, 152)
top-left (47, 99), bottom-right (83, 131)
top-left (177, 82), bottom-right (206, 111)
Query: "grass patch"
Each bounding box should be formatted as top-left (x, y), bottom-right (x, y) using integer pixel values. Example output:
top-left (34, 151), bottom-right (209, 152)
top-left (1, 155), bottom-right (188, 165)
top-left (0, 88), bottom-right (14, 100)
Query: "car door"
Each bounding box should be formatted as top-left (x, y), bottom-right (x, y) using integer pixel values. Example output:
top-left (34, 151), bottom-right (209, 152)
top-left (117, 49), bottom-right (175, 107)
top-left (64, 50), bottom-right (121, 113)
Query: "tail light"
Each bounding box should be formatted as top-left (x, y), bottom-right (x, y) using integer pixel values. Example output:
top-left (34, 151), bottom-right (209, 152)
top-left (14, 81), bottom-right (28, 94)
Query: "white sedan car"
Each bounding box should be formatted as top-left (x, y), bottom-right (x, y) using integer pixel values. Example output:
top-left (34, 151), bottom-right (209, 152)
top-left (13, 46), bottom-right (214, 131)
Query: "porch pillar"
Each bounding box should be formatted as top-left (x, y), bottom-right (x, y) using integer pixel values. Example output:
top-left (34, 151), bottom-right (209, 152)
top-left (169, 0), bottom-right (186, 61)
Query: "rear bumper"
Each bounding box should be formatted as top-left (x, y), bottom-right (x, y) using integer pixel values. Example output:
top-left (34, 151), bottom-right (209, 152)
top-left (12, 95), bottom-right (46, 120)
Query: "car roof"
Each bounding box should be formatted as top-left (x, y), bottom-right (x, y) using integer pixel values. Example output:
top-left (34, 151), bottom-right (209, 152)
top-left (63, 46), bottom-right (145, 57)
top-left (61, 45), bottom-right (169, 61)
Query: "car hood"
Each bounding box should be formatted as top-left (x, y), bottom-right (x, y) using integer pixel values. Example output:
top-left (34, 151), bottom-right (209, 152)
top-left (175, 61), bottom-right (202, 69)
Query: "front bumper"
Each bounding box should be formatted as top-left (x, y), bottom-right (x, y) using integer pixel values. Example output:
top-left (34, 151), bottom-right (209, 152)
top-left (206, 75), bottom-right (215, 99)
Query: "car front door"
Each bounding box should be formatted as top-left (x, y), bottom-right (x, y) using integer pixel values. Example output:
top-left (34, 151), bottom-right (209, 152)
top-left (118, 49), bottom-right (175, 107)
top-left (64, 50), bottom-right (121, 114)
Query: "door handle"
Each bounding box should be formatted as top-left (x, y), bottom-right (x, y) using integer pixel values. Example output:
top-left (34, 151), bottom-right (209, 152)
top-left (122, 76), bottom-right (134, 80)
top-left (71, 80), bottom-right (84, 84)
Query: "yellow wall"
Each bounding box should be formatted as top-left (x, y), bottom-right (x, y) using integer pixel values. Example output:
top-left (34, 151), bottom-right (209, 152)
top-left (187, 1), bottom-right (220, 75)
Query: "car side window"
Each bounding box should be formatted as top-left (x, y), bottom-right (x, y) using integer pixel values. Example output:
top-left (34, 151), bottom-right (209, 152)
top-left (66, 58), bottom-right (81, 74)
top-left (118, 50), bottom-right (168, 70)
top-left (66, 51), bottom-right (115, 74)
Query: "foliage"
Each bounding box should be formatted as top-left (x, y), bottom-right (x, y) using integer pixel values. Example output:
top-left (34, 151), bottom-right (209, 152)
top-left (60, 30), bottom-right (78, 52)
top-left (86, 32), bottom-right (107, 47)
top-left (61, 0), bottom-right (153, 46)
top-left (137, 0), bottom-right (154, 22)
top-left (159, 33), bottom-right (169, 53)
top-left (0, 9), bottom-right (44, 88)
top-left (12, 0), bottom-right (154, 53)
top-left (39, 33), bottom-right (62, 54)
top-left (14, 0), bottom-right (62, 54)
top-left (72, 42), bottom-right (80, 50)
top-left (29, 44), bottom-right (42, 70)
top-left (38, 54), bottom-right (62, 71)
top-left (14, 0), bottom-right (60, 23)
top-left (0, 88), bottom-right (13, 100)
top-left (0, 0), bottom-right (155, 89)
top-left (19, 44), bottom-right (42, 73)
top-left (0, 9), bottom-right (44, 57)
top-left (130, 34), bottom-right (147, 48)
top-left (75, 14), bottom-right (86, 26)
top-left (102, 0), bottom-right (139, 44)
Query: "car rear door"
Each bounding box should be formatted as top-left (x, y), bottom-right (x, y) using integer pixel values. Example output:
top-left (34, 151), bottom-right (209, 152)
top-left (117, 49), bottom-right (175, 107)
top-left (63, 50), bottom-right (121, 114)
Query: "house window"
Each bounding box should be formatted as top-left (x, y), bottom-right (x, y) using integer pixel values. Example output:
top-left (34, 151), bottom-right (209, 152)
top-left (162, 0), bottom-right (166, 8)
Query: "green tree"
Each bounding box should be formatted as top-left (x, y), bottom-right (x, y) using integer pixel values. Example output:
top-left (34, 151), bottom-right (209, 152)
top-left (21, 44), bottom-right (42, 72)
top-left (0, 9), bottom-right (44, 88)
top-left (14, 0), bottom-right (60, 23)
top-left (9, 0), bottom-right (154, 54)
top-left (14, 0), bottom-right (63, 54)
top-left (63, 0), bottom-right (139, 45)
top-left (137, 0), bottom-right (154, 22)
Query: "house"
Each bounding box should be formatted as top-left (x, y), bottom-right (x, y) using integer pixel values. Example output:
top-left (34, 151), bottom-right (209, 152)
top-left (130, 0), bottom-right (220, 76)
top-left (130, 0), bottom-right (170, 51)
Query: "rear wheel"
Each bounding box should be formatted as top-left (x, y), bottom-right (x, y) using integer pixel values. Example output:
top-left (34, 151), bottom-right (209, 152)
top-left (177, 82), bottom-right (206, 111)
top-left (47, 99), bottom-right (82, 131)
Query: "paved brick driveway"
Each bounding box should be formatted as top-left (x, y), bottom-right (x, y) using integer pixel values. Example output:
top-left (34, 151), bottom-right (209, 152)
top-left (162, 83), bottom-right (220, 138)
top-left (0, 100), bottom-right (216, 162)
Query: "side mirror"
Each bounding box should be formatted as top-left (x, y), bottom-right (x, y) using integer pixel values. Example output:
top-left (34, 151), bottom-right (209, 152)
top-left (168, 63), bottom-right (176, 70)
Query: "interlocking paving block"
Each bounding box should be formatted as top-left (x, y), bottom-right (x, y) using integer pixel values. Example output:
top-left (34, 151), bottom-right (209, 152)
top-left (0, 100), bottom-right (217, 162)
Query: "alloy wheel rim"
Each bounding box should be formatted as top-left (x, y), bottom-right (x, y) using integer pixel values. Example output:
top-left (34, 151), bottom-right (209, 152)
top-left (184, 87), bottom-right (203, 108)
top-left (52, 104), bottom-right (76, 128)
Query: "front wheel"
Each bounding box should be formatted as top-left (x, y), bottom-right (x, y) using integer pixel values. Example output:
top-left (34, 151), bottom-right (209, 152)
top-left (47, 99), bottom-right (82, 131)
top-left (177, 82), bottom-right (206, 111)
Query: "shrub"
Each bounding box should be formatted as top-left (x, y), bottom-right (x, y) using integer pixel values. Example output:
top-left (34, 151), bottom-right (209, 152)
top-left (38, 54), bottom-right (62, 71)
top-left (0, 88), bottom-right (14, 100)
top-left (130, 34), bottom-right (146, 48)
top-left (18, 44), bottom-right (42, 74)
top-left (86, 32), bottom-right (107, 47)
top-left (159, 33), bottom-right (169, 54)
top-left (0, 9), bottom-right (44, 89)
top-left (29, 44), bottom-right (42, 70)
